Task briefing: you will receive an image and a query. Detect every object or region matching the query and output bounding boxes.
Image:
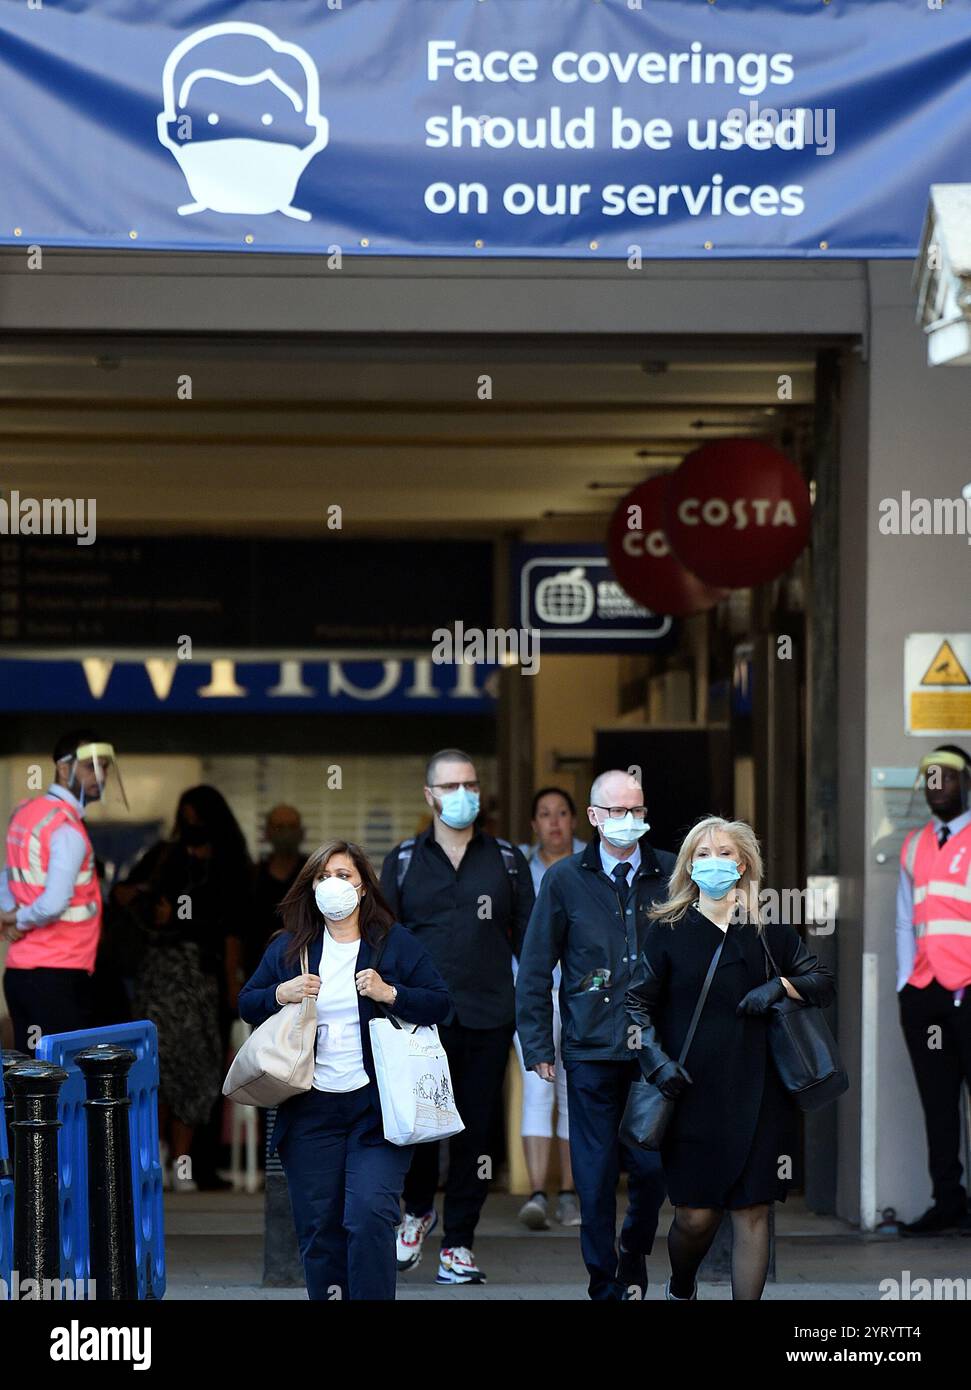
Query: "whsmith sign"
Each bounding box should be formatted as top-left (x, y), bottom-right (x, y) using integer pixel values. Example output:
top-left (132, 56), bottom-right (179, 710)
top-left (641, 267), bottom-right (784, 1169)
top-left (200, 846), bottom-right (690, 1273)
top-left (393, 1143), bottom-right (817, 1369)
top-left (0, 656), bottom-right (497, 714)
top-left (1, 0), bottom-right (969, 258)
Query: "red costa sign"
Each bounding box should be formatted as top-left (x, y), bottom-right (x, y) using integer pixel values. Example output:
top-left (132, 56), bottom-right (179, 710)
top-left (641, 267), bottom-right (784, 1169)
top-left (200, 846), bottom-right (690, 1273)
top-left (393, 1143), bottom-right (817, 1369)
top-left (662, 440), bottom-right (811, 588)
top-left (607, 476), bottom-right (729, 618)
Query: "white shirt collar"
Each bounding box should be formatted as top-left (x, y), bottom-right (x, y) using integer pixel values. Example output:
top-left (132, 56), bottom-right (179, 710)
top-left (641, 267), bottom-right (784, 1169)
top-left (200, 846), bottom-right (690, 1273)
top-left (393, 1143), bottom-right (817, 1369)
top-left (932, 808), bottom-right (971, 837)
top-left (599, 839), bottom-right (641, 880)
top-left (48, 782), bottom-right (86, 818)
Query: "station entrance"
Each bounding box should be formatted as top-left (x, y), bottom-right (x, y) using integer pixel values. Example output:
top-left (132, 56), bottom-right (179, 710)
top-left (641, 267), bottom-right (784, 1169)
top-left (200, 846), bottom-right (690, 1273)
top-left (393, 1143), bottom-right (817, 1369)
top-left (0, 328), bottom-right (841, 1210)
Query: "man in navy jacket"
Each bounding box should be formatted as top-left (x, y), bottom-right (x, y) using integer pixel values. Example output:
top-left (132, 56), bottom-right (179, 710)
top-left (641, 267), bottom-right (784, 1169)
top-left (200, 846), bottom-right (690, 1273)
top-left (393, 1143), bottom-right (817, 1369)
top-left (516, 769), bottom-right (674, 1300)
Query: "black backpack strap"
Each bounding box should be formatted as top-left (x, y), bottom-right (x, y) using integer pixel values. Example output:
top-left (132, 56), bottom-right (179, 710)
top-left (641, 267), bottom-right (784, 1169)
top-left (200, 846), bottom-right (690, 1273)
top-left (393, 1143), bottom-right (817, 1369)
top-left (395, 838), bottom-right (416, 893)
top-left (495, 837), bottom-right (519, 879)
top-left (677, 936), bottom-right (726, 1067)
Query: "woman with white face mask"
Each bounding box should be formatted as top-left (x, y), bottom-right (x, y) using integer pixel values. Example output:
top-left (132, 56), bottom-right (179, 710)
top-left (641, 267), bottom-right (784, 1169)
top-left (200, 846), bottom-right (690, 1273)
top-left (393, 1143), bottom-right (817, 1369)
top-left (238, 839), bottom-right (450, 1301)
top-left (625, 816), bottom-right (835, 1302)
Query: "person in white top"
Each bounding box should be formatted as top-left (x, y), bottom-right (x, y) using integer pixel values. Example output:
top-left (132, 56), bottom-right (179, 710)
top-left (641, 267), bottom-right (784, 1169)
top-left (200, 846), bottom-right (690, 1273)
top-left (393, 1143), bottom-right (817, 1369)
top-left (513, 787), bottom-right (585, 1231)
top-left (238, 838), bottom-right (450, 1301)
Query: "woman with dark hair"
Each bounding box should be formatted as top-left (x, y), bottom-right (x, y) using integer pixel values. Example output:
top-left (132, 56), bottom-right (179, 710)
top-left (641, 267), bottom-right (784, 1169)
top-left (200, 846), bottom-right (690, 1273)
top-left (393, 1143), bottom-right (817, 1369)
top-left (239, 839), bottom-right (451, 1302)
top-left (513, 786), bottom-right (586, 1231)
top-left (113, 784), bottom-right (251, 1192)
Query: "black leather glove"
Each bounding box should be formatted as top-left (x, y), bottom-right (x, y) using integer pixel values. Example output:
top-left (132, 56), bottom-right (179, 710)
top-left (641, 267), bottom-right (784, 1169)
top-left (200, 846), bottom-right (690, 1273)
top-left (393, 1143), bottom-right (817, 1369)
top-left (651, 1060), bottom-right (692, 1098)
top-left (736, 977), bottom-right (787, 1016)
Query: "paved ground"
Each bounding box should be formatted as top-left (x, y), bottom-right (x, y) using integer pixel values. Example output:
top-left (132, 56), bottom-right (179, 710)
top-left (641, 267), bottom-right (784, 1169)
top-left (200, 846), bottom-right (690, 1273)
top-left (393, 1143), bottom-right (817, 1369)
top-left (162, 1190), bottom-right (971, 1300)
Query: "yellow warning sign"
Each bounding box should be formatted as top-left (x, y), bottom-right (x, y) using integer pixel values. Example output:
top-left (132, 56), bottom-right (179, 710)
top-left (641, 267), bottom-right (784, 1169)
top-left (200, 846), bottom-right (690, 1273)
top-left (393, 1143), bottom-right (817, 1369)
top-left (911, 692), bottom-right (971, 731)
top-left (919, 639), bottom-right (971, 687)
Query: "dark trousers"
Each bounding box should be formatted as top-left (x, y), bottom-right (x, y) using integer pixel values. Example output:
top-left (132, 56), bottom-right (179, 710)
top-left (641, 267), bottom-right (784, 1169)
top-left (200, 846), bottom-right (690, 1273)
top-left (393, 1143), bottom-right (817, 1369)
top-left (403, 1020), bottom-right (513, 1248)
top-left (565, 1057), bottom-right (667, 1301)
top-left (3, 966), bottom-right (96, 1054)
top-left (277, 1084), bottom-right (413, 1301)
top-left (900, 980), bottom-right (971, 1211)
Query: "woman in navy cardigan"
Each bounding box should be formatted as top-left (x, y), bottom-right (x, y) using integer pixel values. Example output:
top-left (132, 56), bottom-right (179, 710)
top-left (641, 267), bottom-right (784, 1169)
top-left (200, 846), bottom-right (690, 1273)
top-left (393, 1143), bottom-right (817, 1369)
top-left (239, 838), bottom-right (451, 1301)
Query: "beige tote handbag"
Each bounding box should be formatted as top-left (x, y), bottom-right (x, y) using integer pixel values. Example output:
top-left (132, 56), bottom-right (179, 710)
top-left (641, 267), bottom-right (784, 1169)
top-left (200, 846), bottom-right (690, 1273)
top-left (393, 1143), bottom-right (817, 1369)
top-left (223, 946), bottom-right (318, 1107)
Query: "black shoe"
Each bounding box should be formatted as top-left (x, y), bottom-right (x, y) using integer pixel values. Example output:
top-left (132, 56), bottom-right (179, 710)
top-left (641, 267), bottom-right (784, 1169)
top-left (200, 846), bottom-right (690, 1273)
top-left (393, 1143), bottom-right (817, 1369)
top-left (900, 1204), bottom-right (965, 1236)
top-left (960, 1212), bottom-right (971, 1237)
top-left (194, 1173), bottom-right (233, 1192)
top-left (617, 1247), bottom-right (647, 1299)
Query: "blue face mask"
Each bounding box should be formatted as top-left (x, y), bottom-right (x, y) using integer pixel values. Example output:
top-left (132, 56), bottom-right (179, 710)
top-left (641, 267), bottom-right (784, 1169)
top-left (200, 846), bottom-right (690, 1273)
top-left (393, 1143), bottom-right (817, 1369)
top-left (690, 857), bottom-right (741, 900)
top-left (438, 786), bottom-right (480, 830)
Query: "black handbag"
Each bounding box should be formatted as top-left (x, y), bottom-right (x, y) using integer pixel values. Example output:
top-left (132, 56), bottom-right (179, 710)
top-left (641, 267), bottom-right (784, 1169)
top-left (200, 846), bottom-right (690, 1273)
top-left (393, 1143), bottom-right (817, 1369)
top-left (620, 936), bottom-right (725, 1151)
top-left (760, 935), bottom-right (848, 1112)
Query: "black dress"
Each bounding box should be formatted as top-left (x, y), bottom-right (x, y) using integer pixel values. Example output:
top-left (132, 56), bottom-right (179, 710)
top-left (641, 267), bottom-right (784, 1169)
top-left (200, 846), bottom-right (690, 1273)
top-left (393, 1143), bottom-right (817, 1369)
top-left (122, 842), bottom-right (243, 1127)
top-left (625, 907), bottom-right (835, 1209)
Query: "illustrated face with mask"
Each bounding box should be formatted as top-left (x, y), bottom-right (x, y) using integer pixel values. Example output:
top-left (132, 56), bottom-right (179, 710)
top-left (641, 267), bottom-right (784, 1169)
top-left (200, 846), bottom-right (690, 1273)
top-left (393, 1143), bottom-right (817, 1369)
top-left (314, 853), bottom-right (365, 924)
top-left (157, 22), bottom-right (329, 220)
top-left (425, 759), bottom-right (481, 831)
top-left (690, 830), bottom-right (745, 901)
top-left (587, 772), bottom-right (650, 851)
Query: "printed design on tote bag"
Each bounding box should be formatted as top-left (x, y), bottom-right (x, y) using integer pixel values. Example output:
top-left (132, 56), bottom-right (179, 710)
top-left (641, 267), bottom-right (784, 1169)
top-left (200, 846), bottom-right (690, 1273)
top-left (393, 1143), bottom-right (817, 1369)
top-left (414, 1071), bottom-right (455, 1127)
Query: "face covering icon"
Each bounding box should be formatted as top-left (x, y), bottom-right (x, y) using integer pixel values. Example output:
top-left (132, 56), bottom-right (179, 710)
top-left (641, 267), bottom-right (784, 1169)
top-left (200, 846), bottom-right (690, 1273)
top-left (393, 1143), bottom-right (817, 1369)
top-left (600, 812), bottom-right (650, 849)
top-left (438, 787), bottom-right (480, 830)
top-left (157, 22), bottom-right (329, 221)
top-left (315, 878), bottom-right (360, 922)
top-left (690, 858), bottom-right (742, 900)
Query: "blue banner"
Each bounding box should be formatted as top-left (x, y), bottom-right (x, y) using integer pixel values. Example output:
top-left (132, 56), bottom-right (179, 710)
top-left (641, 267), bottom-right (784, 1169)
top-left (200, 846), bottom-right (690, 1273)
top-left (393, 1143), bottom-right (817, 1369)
top-left (0, 656), bottom-right (497, 713)
top-left (2, 0), bottom-right (969, 258)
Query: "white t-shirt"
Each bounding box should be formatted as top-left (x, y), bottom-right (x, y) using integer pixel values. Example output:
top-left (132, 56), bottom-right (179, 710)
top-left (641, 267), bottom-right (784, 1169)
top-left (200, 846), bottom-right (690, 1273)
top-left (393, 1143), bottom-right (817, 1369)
top-left (312, 931), bottom-right (369, 1093)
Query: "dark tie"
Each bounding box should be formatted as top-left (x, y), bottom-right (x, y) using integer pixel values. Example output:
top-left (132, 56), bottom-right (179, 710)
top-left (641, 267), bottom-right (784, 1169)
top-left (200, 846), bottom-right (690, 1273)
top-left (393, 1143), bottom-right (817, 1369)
top-left (938, 825), bottom-right (951, 849)
top-left (612, 862), bottom-right (631, 907)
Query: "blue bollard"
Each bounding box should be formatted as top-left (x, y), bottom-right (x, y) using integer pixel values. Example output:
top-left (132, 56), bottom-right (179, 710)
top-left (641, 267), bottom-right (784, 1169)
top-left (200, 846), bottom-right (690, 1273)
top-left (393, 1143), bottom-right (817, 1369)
top-left (37, 1021), bottom-right (164, 1299)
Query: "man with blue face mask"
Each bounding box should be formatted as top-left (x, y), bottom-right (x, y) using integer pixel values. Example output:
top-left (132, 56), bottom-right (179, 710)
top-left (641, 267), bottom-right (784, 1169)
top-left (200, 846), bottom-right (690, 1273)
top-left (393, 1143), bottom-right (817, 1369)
top-left (381, 749), bottom-right (534, 1286)
top-left (516, 768), bottom-right (674, 1300)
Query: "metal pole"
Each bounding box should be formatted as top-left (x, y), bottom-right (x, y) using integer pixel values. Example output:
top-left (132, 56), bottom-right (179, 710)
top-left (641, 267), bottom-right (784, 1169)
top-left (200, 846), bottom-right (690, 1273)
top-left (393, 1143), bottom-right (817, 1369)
top-left (8, 1060), bottom-right (69, 1291)
top-left (1, 1051), bottom-right (29, 1180)
top-left (76, 1044), bottom-right (138, 1301)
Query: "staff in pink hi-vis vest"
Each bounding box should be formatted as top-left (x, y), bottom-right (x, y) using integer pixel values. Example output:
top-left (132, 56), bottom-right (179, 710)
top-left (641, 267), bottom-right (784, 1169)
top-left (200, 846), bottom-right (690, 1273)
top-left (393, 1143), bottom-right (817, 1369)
top-left (896, 745), bottom-right (971, 1237)
top-left (1, 729), bottom-right (127, 1055)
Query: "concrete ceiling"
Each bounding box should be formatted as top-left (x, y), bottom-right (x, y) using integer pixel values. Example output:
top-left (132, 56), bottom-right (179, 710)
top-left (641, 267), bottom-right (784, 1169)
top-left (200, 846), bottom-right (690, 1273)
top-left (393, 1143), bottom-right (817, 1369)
top-left (0, 335), bottom-right (816, 535)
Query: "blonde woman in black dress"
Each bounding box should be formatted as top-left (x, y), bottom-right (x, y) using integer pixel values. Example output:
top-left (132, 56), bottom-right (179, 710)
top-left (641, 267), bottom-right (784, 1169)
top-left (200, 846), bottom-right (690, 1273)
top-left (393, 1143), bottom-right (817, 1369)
top-left (625, 816), bottom-right (835, 1301)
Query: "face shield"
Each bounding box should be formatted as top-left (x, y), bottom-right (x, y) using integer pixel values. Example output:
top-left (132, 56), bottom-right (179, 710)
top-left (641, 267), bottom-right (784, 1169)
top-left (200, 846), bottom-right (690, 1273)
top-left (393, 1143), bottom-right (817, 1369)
top-left (58, 742), bottom-right (130, 812)
top-left (909, 750), bottom-right (971, 818)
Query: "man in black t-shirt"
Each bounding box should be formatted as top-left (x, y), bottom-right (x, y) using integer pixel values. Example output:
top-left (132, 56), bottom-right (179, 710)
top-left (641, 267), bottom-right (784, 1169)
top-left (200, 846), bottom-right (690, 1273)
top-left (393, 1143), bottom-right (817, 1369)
top-left (381, 749), bottom-right (534, 1286)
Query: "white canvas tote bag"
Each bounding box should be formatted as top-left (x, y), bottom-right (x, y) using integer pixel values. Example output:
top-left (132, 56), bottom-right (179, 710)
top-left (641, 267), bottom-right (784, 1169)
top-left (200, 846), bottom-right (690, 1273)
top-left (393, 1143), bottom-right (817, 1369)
top-left (368, 1015), bottom-right (464, 1145)
top-left (223, 946), bottom-right (318, 1107)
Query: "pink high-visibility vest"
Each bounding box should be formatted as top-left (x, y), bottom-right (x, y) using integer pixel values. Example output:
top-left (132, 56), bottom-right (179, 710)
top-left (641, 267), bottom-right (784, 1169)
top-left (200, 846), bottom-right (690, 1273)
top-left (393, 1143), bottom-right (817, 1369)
top-left (901, 820), bottom-right (971, 991)
top-left (5, 793), bottom-right (101, 973)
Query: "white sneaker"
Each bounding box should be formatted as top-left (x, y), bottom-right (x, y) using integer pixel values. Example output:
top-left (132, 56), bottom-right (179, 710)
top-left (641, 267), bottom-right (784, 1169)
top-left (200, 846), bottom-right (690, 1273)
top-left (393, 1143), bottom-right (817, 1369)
top-left (518, 1192), bottom-right (550, 1230)
top-left (395, 1209), bottom-right (437, 1272)
top-left (664, 1278), bottom-right (697, 1300)
top-left (436, 1246), bottom-right (486, 1285)
top-left (172, 1172), bottom-right (198, 1194)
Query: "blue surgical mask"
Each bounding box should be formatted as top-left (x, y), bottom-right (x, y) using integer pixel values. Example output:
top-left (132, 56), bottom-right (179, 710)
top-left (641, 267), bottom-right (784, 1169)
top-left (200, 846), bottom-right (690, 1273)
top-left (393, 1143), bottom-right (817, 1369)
top-left (690, 857), bottom-right (741, 900)
top-left (438, 786), bottom-right (480, 830)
